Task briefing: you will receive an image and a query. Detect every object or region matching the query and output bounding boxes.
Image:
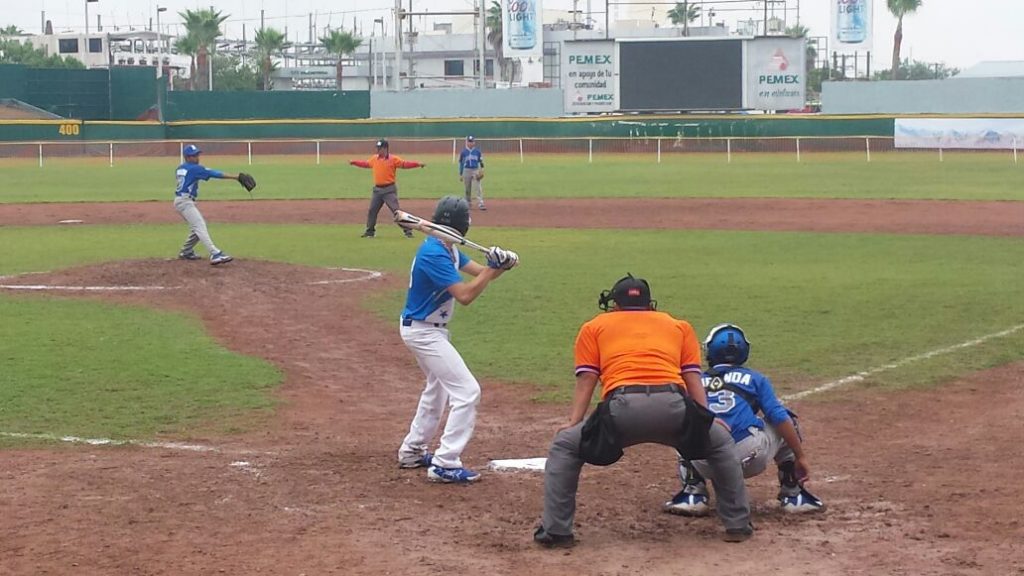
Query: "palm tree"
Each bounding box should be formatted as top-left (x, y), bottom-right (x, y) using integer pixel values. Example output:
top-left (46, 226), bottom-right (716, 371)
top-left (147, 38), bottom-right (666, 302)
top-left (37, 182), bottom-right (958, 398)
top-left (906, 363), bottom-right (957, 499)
top-left (785, 24), bottom-right (818, 69)
top-left (254, 27), bottom-right (288, 91)
top-left (667, 2), bottom-right (701, 37)
top-left (1, 25), bottom-right (24, 36)
top-left (320, 29), bottom-right (362, 91)
top-left (887, 0), bottom-right (923, 80)
top-left (174, 33), bottom-right (199, 91)
top-left (179, 8), bottom-right (228, 91)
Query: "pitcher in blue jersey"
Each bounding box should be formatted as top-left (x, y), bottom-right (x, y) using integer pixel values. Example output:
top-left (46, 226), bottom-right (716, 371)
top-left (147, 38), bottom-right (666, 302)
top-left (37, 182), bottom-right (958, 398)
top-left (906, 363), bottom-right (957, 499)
top-left (174, 144), bottom-right (241, 265)
top-left (458, 136), bottom-right (486, 210)
top-left (664, 324), bottom-right (825, 516)
top-left (396, 196), bottom-right (518, 484)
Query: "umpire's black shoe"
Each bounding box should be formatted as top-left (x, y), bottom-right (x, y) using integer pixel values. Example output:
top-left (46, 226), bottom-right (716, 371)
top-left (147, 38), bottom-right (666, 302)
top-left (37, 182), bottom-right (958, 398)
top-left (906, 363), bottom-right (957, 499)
top-left (360, 230), bottom-right (375, 238)
top-left (533, 526), bottom-right (575, 549)
top-left (723, 523), bottom-right (754, 543)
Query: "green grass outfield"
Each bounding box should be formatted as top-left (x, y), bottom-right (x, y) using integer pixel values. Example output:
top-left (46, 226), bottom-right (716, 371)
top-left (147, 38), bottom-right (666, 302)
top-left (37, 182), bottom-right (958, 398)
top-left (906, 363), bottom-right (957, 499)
top-left (1, 223), bottom-right (1022, 443)
top-left (1, 152), bottom-right (1023, 203)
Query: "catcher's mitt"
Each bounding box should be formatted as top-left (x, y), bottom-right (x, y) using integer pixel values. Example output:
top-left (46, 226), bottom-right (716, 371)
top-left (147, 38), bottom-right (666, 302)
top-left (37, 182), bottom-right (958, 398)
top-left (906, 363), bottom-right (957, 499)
top-left (238, 172), bottom-right (257, 193)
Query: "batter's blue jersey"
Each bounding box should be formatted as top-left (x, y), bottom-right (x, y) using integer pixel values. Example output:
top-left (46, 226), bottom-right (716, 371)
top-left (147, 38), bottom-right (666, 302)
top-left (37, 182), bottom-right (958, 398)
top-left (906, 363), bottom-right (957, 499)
top-left (702, 365), bottom-right (792, 443)
top-left (402, 237), bottom-right (471, 324)
top-left (458, 147), bottom-right (484, 174)
top-left (175, 162), bottom-right (223, 199)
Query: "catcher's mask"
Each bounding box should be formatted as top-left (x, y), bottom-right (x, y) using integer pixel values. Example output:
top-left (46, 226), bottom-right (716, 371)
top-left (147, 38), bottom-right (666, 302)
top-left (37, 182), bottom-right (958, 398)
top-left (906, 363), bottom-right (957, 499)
top-left (704, 323), bottom-right (751, 366)
top-left (598, 273), bottom-right (656, 311)
top-left (432, 195), bottom-right (471, 236)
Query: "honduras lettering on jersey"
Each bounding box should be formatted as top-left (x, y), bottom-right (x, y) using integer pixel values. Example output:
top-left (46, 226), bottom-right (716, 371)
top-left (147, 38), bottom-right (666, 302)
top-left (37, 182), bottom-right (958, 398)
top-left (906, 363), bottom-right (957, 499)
top-left (702, 364), bottom-right (792, 443)
top-left (175, 163), bottom-right (224, 199)
top-left (458, 147), bottom-right (484, 174)
top-left (401, 237), bottom-right (470, 324)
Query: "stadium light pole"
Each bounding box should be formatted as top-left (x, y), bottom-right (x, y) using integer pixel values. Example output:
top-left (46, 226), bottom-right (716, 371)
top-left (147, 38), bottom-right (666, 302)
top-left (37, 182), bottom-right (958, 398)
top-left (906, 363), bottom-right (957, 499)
top-left (85, 0), bottom-right (99, 37)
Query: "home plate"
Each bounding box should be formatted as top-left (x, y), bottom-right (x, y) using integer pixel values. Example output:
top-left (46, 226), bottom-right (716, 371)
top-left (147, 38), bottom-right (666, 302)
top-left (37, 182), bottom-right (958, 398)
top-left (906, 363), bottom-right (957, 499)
top-left (488, 457), bottom-right (547, 472)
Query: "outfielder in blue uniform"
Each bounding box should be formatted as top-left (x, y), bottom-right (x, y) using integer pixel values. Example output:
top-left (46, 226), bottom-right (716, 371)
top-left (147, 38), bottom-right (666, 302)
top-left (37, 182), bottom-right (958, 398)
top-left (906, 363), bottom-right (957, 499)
top-left (664, 324), bottom-right (825, 515)
top-left (396, 196), bottom-right (518, 484)
top-left (458, 135), bottom-right (486, 210)
top-left (174, 144), bottom-right (238, 265)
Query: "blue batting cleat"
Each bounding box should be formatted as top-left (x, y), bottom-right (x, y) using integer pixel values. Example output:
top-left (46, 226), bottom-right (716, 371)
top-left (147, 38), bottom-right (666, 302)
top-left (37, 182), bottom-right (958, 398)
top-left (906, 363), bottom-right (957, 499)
top-left (427, 465), bottom-right (481, 484)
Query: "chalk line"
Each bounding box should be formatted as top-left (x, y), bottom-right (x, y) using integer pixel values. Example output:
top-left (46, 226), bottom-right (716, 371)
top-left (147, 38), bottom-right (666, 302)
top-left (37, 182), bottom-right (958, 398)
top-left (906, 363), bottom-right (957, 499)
top-left (783, 323), bottom-right (1024, 401)
top-left (0, 431), bottom-right (269, 455)
top-left (0, 284), bottom-right (175, 291)
top-left (306, 267), bottom-right (383, 285)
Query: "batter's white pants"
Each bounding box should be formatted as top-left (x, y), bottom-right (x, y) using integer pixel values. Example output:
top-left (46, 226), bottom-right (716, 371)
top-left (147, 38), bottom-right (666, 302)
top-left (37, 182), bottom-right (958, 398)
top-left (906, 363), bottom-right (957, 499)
top-left (174, 196), bottom-right (220, 256)
top-left (398, 322), bottom-right (481, 469)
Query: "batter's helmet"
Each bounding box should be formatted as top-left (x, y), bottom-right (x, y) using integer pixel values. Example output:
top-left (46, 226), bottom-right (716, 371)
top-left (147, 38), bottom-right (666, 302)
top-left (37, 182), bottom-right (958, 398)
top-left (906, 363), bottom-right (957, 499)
top-left (432, 195), bottom-right (471, 236)
top-left (183, 144), bottom-right (202, 157)
top-left (599, 273), bottom-right (656, 311)
top-left (704, 324), bottom-right (751, 367)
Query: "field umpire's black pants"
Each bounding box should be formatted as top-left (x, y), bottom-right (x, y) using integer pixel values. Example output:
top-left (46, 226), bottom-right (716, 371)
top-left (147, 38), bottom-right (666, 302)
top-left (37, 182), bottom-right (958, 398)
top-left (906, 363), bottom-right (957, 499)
top-left (542, 386), bottom-right (750, 535)
top-left (365, 183), bottom-right (401, 233)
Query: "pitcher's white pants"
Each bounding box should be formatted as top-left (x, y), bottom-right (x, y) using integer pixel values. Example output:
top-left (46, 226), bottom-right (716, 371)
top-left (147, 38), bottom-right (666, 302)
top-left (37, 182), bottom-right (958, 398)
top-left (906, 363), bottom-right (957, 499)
top-left (398, 322), bottom-right (481, 469)
top-left (174, 196), bottom-right (220, 256)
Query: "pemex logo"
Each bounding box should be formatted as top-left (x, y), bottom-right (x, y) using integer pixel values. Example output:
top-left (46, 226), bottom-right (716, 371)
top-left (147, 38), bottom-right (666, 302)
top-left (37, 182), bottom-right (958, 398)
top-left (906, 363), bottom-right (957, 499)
top-left (771, 48), bottom-right (789, 71)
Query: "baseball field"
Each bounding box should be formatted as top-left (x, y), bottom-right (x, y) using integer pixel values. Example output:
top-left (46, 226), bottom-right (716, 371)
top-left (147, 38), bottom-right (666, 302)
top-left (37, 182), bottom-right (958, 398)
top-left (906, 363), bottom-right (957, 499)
top-left (1, 150), bottom-right (1022, 575)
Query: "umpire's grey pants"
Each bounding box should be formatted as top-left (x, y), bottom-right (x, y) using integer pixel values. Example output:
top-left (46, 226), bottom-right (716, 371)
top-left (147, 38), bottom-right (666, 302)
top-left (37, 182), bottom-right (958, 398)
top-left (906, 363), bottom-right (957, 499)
top-left (365, 183), bottom-right (401, 233)
top-left (174, 195), bottom-right (219, 256)
top-left (542, 389), bottom-right (750, 535)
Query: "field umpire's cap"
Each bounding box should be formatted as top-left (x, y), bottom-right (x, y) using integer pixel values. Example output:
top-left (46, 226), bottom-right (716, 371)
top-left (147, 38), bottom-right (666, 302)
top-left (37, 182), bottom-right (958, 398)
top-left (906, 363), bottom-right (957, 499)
top-left (376, 138), bottom-right (389, 149)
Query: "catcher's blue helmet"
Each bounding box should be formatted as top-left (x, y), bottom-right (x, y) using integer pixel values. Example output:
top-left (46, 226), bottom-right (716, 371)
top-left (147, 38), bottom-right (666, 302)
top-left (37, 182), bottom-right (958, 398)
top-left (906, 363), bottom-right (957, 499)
top-left (183, 144), bottom-right (202, 157)
top-left (704, 324), bottom-right (751, 367)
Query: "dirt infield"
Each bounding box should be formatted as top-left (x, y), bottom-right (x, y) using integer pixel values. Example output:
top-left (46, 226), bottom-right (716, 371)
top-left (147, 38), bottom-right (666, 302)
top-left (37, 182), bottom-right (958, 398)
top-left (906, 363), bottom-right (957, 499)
top-left (1, 197), bottom-right (1023, 236)
top-left (1, 199), bottom-right (1022, 575)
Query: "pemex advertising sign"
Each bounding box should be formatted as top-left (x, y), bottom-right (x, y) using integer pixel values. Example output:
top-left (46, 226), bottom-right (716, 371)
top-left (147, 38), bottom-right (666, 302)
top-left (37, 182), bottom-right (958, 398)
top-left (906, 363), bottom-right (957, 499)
top-left (745, 37), bottom-right (806, 111)
top-left (562, 41), bottom-right (617, 114)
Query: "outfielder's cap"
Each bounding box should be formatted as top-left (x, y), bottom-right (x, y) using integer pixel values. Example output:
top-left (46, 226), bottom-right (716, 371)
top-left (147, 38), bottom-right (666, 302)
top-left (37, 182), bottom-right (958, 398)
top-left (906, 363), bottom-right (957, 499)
top-left (376, 138), bottom-right (389, 148)
top-left (466, 135), bottom-right (475, 142)
top-left (183, 144), bottom-right (202, 156)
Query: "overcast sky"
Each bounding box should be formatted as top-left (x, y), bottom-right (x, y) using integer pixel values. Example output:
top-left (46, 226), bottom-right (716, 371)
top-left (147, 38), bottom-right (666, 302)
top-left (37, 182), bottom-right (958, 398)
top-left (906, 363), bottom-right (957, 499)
top-left (5, 1), bottom-right (1022, 70)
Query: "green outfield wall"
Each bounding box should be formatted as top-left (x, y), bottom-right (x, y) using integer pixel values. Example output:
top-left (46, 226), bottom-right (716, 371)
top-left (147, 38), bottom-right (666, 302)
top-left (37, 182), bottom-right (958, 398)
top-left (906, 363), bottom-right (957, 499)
top-left (0, 115), bottom-right (897, 143)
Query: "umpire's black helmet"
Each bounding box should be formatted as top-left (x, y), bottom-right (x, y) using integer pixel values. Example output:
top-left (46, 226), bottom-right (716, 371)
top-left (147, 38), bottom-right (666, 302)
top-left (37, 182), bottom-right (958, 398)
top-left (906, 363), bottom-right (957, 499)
top-left (599, 273), bottom-right (656, 311)
top-left (432, 196), bottom-right (471, 236)
top-left (376, 138), bottom-right (389, 149)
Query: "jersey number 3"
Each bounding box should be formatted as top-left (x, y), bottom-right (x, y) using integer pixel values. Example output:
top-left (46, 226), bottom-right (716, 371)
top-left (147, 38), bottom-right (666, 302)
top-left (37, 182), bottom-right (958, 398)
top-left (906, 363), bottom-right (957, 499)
top-left (707, 390), bottom-right (736, 414)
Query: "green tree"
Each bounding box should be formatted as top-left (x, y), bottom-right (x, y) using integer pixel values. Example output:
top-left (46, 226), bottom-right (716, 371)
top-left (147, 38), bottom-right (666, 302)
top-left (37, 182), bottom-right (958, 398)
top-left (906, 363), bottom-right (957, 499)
top-left (179, 8), bottom-right (228, 91)
top-left (0, 38), bottom-right (85, 69)
top-left (667, 2), bottom-right (701, 36)
top-left (486, 0), bottom-right (518, 83)
top-left (174, 33), bottom-right (199, 91)
top-left (320, 29), bottom-right (362, 90)
top-left (253, 27), bottom-right (288, 91)
top-left (211, 54), bottom-right (259, 91)
top-left (1, 25), bottom-right (25, 36)
top-left (872, 59), bottom-right (958, 81)
top-left (887, 0), bottom-right (923, 80)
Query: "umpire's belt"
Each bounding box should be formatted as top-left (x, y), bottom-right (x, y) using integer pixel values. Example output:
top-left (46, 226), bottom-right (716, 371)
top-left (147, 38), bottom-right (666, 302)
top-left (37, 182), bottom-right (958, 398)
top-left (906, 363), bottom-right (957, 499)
top-left (611, 383), bottom-right (683, 396)
top-left (401, 317), bottom-right (448, 328)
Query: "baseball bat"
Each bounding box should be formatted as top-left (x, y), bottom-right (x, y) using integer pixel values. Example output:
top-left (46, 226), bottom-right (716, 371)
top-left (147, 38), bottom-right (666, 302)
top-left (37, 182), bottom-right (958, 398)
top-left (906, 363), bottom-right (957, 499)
top-left (393, 210), bottom-right (489, 254)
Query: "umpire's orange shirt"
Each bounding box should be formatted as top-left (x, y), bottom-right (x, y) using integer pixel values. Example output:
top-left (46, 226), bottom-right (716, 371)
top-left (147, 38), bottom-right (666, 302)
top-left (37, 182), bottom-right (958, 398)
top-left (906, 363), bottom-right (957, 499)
top-left (574, 310), bottom-right (702, 400)
top-left (365, 154), bottom-right (406, 186)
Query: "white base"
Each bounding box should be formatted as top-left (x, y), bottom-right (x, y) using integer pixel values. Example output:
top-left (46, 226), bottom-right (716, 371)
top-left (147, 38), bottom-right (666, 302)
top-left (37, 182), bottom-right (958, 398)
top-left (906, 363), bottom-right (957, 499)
top-left (488, 457), bottom-right (547, 472)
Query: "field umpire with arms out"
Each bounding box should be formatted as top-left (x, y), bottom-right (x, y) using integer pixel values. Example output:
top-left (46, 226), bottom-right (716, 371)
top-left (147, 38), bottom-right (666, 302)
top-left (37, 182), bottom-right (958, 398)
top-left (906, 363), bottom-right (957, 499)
top-left (535, 274), bottom-right (752, 548)
top-left (349, 139), bottom-right (425, 238)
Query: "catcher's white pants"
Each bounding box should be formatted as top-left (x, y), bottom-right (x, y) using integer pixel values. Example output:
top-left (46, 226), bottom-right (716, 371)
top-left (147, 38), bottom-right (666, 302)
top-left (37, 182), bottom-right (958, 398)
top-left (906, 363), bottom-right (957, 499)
top-left (398, 322), bottom-right (481, 469)
top-left (691, 424), bottom-right (794, 481)
top-left (174, 196), bottom-right (220, 256)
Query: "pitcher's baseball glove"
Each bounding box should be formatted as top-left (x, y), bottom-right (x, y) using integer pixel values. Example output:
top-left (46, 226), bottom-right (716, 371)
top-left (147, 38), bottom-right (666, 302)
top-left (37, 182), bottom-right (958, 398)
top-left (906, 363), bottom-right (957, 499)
top-left (238, 172), bottom-right (257, 192)
top-left (475, 171), bottom-right (485, 181)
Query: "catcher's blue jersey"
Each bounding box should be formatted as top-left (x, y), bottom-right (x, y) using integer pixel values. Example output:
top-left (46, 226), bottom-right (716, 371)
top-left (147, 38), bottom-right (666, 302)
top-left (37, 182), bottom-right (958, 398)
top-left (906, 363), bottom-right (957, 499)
top-left (458, 147), bottom-right (484, 174)
top-left (175, 162), bottom-right (223, 199)
top-left (402, 237), bottom-right (470, 324)
top-left (703, 365), bottom-right (792, 443)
